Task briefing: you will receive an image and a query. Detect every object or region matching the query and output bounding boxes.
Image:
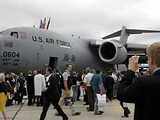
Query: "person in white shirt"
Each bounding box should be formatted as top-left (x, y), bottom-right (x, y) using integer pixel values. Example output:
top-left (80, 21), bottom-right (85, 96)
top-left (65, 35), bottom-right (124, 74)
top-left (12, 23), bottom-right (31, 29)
top-left (59, 65), bottom-right (72, 106)
top-left (84, 68), bottom-right (95, 111)
top-left (63, 65), bottom-right (72, 98)
top-left (34, 70), bottom-right (46, 106)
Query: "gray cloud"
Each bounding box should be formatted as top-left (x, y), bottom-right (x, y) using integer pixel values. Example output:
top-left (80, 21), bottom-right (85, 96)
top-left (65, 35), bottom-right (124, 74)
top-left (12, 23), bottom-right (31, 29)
top-left (1, 0), bottom-right (160, 43)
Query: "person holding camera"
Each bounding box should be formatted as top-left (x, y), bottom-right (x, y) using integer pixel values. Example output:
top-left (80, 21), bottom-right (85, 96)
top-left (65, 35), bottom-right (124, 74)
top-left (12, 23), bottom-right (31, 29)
top-left (117, 42), bottom-right (160, 120)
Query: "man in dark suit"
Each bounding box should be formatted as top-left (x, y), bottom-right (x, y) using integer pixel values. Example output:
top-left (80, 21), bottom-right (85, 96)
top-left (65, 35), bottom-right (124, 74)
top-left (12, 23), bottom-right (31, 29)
top-left (102, 74), bottom-right (114, 101)
top-left (26, 71), bottom-right (35, 105)
top-left (40, 67), bottom-right (68, 120)
top-left (117, 42), bottom-right (160, 120)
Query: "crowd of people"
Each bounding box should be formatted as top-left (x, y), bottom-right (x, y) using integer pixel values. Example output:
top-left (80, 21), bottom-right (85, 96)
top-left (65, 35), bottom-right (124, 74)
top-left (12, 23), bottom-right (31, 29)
top-left (1, 41), bottom-right (160, 120)
top-left (0, 64), bottom-right (118, 120)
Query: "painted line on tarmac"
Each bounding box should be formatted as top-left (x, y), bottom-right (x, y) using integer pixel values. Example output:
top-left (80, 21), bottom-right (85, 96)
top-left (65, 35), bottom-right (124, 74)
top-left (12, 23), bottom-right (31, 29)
top-left (11, 103), bottom-right (25, 120)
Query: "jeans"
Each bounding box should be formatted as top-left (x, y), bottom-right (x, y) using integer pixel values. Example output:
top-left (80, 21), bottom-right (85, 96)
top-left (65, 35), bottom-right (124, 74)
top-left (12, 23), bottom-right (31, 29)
top-left (93, 92), bottom-right (98, 113)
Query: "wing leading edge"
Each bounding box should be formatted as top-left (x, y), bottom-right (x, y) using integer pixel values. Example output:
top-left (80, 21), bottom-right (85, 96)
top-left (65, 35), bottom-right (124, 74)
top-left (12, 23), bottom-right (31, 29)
top-left (102, 27), bottom-right (160, 39)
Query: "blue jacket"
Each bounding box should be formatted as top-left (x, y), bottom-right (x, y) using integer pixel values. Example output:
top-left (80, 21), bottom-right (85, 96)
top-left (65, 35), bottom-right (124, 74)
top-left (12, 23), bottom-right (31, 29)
top-left (91, 74), bottom-right (103, 93)
top-left (0, 82), bottom-right (7, 93)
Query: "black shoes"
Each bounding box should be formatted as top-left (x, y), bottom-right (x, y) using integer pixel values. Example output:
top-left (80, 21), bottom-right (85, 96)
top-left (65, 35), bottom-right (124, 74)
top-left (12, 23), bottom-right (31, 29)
top-left (83, 103), bottom-right (89, 105)
top-left (63, 116), bottom-right (69, 120)
top-left (72, 112), bottom-right (81, 116)
top-left (94, 111), bottom-right (103, 115)
top-left (99, 111), bottom-right (104, 114)
top-left (86, 107), bottom-right (94, 112)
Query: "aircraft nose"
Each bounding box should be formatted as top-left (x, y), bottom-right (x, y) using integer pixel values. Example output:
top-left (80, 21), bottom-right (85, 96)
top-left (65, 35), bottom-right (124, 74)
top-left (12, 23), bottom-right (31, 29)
top-left (0, 35), bottom-right (2, 48)
top-left (0, 37), bottom-right (3, 51)
top-left (0, 35), bottom-right (14, 59)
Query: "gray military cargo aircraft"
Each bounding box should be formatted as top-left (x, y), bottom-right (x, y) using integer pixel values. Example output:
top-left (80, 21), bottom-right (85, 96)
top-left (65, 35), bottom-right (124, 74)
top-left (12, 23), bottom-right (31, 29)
top-left (0, 26), bottom-right (160, 72)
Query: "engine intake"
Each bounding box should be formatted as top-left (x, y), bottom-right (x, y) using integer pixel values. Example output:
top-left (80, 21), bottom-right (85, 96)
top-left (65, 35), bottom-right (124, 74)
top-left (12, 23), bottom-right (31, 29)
top-left (99, 40), bottom-right (127, 64)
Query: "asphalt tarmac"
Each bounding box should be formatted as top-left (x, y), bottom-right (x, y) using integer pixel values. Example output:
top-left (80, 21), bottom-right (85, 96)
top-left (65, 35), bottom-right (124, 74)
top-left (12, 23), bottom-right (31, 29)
top-left (0, 100), bottom-right (134, 120)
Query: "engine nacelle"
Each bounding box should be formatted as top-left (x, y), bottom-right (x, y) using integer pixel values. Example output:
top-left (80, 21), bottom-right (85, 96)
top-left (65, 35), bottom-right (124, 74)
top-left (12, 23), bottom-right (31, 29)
top-left (99, 40), bottom-right (127, 64)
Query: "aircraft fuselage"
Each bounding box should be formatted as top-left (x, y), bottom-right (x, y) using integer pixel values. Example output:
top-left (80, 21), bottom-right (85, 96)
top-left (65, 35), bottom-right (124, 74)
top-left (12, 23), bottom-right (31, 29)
top-left (0, 27), bottom-right (104, 72)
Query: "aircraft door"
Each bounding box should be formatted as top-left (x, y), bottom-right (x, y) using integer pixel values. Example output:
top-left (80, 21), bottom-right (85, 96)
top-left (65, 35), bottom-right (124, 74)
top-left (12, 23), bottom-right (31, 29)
top-left (49, 57), bottom-right (58, 69)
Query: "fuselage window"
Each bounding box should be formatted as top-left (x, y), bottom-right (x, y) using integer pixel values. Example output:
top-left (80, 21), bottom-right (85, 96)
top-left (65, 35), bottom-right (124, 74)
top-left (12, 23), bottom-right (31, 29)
top-left (10, 32), bottom-right (19, 39)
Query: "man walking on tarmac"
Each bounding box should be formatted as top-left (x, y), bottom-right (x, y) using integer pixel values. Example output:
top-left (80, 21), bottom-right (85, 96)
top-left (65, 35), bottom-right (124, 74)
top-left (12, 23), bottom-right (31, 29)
top-left (40, 67), bottom-right (68, 120)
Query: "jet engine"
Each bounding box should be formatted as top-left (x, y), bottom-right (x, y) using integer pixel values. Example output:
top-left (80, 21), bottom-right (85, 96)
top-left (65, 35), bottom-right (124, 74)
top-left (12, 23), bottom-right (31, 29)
top-left (99, 40), bottom-right (127, 64)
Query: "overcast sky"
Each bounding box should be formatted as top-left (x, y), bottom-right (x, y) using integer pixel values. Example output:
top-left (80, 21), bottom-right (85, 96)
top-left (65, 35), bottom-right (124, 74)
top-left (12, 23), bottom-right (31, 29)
top-left (1, 0), bottom-right (160, 44)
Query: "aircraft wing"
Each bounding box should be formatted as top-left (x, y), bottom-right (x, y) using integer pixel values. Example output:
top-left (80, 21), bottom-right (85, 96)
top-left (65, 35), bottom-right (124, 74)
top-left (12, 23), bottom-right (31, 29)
top-left (102, 29), bottom-right (160, 39)
top-left (102, 30), bottom-right (121, 39)
top-left (126, 43), bottom-right (147, 55)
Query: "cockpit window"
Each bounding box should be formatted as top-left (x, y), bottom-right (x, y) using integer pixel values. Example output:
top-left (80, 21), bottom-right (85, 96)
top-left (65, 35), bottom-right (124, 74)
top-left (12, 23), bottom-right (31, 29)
top-left (10, 32), bottom-right (19, 39)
